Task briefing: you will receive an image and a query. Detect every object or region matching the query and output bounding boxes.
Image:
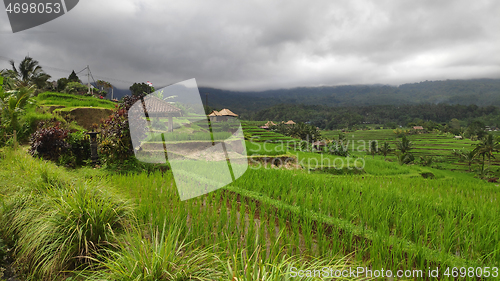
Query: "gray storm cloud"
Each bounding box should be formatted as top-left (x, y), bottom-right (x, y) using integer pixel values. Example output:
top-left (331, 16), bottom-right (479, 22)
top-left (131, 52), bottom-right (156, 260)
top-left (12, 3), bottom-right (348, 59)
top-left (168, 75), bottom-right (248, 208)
top-left (1, 0), bottom-right (499, 90)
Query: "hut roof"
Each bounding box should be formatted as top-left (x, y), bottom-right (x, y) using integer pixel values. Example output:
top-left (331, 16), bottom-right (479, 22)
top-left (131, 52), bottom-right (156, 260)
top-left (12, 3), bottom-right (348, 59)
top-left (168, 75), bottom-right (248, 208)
top-left (265, 121), bottom-right (276, 126)
top-left (218, 108), bottom-right (238, 117)
top-left (144, 96), bottom-right (182, 115)
top-left (208, 109), bottom-right (238, 117)
top-left (285, 120), bottom-right (296, 125)
top-left (413, 126), bottom-right (424, 130)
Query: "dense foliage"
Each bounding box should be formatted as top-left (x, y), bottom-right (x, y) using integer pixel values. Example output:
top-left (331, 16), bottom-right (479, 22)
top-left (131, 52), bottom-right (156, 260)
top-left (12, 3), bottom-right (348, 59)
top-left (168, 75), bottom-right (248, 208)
top-left (129, 82), bottom-right (154, 96)
top-left (270, 122), bottom-right (321, 142)
top-left (68, 70), bottom-right (81, 83)
top-left (64, 81), bottom-right (87, 95)
top-left (29, 122), bottom-right (70, 161)
top-left (251, 103), bottom-right (500, 130)
top-left (98, 94), bottom-right (145, 163)
top-left (29, 121), bottom-right (91, 166)
top-left (0, 77), bottom-right (36, 144)
top-left (0, 56), bottom-right (51, 92)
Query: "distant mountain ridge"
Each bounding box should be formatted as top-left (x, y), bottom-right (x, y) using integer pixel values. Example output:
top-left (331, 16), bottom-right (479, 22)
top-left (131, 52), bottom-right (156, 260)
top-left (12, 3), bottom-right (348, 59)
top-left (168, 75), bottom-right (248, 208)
top-left (111, 78), bottom-right (500, 116)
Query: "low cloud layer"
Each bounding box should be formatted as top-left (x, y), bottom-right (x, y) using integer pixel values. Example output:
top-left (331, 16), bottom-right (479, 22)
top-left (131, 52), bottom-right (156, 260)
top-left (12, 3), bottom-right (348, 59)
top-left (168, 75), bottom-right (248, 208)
top-left (1, 0), bottom-right (499, 90)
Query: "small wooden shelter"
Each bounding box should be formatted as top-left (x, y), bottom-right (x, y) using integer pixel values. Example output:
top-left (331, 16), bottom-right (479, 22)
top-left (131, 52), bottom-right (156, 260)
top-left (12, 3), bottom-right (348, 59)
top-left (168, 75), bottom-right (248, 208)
top-left (208, 108), bottom-right (238, 122)
top-left (130, 95), bottom-right (182, 132)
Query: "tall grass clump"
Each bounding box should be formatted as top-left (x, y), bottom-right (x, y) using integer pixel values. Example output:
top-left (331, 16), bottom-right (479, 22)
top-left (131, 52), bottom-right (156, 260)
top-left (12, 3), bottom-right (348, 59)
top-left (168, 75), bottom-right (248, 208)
top-left (85, 221), bottom-right (221, 281)
top-left (0, 148), bottom-right (132, 280)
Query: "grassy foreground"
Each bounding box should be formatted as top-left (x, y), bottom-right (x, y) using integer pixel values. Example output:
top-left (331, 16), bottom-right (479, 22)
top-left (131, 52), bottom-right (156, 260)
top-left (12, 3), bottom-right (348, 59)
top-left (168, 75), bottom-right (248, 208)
top-left (0, 148), bottom-right (365, 281)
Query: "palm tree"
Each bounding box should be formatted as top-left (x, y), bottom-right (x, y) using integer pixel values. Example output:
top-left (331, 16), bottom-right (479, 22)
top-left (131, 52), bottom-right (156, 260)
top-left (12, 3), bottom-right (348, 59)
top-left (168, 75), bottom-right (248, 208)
top-left (396, 135), bottom-right (413, 154)
top-left (458, 149), bottom-right (477, 172)
top-left (369, 140), bottom-right (378, 159)
top-left (379, 142), bottom-right (393, 160)
top-left (2, 56), bottom-right (51, 91)
top-left (473, 134), bottom-right (500, 171)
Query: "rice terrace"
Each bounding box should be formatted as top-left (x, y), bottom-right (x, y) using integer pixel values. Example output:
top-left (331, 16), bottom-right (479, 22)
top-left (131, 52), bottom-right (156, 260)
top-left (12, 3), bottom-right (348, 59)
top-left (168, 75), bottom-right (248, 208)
top-left (1, 56), bottom-right (500, 280)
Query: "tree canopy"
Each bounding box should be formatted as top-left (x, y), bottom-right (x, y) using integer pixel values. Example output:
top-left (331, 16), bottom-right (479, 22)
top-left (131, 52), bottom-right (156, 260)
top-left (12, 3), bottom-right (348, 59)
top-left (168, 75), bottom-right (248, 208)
top-left (129, 82), bottom-right (154, 96)
top-left (68, 70), bottom-right (81, 83)
top-left (1, 56), bottom-right (51, 91)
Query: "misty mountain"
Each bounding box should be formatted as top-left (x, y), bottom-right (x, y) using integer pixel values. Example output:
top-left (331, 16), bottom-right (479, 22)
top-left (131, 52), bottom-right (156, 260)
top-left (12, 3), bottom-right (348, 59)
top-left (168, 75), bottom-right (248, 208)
top-left (201, 79), bottom-right (500, 117)
top-left (111, 78), bottom-right (500, 116)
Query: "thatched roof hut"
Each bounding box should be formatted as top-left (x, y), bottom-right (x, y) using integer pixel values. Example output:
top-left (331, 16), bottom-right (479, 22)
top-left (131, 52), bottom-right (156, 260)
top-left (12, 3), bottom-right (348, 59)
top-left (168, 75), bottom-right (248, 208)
top-left (147, 96), bottom-right (181, 116)
top-left (208, 108), bottom-right (238, 122)
top-left (129, 95), bottom-right (182, 132)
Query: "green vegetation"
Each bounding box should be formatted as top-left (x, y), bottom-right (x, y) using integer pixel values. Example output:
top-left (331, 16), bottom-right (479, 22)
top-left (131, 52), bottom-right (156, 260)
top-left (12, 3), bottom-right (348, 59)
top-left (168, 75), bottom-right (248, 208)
top-left (1, 58), bottom-right (500, 279)
top-left (0, 149), bottom-right (131, 280)
top-left (35, 92), bottom-right (115, 109)
top-left (1, 56), bottom-right (51, 91)
top-left (0, 149), bottom-right (363, 280)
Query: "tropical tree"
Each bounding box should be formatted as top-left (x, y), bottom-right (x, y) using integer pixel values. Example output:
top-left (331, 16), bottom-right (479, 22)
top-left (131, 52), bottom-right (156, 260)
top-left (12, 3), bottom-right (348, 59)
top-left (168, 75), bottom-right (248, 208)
top-left (56, 78), bottom-right (69, 92)
top-left (473, 134), bottom-right (500, 171)
top-left (369, 140), bottom-right (378, 159)
top-left (272, 122), bottom-right (321, 142)
top-left (456, 149), bottom-right (477, 172)
top-left (0, 77), bottom-right (35, 134)
top-left (396, 135), bottom-right (413, 154)
top-left (378, 142), bottom-right (393, 160)
top-left (396, 136), bottom-right (414, 164)
top-left (96, 80), bottom-right (112, 96)
top-left (64, 82), bottom-right (87, 95)
top-left (130, 82), bottom-right (154, 96)
top-left (68, 70), bottom-right (81, 82)
top-left (1, 56), bottom-right (51, 91)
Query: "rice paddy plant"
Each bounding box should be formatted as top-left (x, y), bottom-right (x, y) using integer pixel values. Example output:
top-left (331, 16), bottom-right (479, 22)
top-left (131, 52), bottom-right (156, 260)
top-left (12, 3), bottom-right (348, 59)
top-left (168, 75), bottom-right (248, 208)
top-left (98, 168), bottom-right (372, 280)
top-left (228, 166), bottom-right (500, 269)
top-left (222, 234), bottom-right (364, 281)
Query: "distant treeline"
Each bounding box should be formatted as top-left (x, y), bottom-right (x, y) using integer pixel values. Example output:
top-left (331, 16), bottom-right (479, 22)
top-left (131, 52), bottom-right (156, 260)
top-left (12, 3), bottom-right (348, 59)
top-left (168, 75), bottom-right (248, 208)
top-left (200, 78), bottom-right (500, 117)
top-left (249, 103), bottom-right (500, 130)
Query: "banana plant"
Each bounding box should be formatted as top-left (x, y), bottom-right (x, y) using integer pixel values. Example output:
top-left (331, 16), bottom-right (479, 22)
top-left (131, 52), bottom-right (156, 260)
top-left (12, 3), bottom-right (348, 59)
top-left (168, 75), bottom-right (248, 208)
top-left (0, 77), bottom-right (35, 133)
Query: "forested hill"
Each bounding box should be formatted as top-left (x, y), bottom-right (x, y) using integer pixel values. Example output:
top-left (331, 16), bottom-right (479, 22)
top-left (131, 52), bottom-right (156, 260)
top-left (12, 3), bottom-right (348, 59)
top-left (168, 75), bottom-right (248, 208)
top-left (199, 78), bottom-right (500, 116)
top-left (251, 103), bottom-right (500, 129)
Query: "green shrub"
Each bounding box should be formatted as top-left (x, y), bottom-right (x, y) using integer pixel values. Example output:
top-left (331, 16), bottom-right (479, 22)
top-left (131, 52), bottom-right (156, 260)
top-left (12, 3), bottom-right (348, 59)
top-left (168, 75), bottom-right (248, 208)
top-left (66, 131), bottom-right (91, 166)
top-left (64, 82), bottom-right (87, 95)
top-left (29, 122), bottom-right (91, 167)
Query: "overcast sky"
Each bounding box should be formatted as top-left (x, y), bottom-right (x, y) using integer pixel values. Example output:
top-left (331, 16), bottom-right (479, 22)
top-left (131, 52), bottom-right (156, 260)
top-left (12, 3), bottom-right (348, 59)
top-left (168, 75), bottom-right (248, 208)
top-left (1, 0), bottom-right (499, 91)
